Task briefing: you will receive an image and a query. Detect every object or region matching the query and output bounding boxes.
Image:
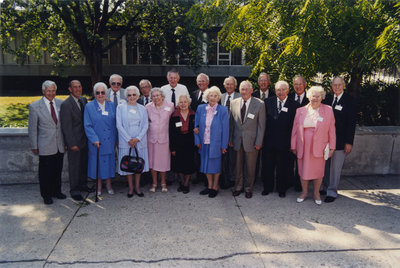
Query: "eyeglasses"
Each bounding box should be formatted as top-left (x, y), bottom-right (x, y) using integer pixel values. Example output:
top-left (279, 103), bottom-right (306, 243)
top-left (96, 91), bottom-right (106, 95)
top-left (127, 94), bottom-right (137, 97)
top-left (111, 82), bottom-right (122, 86)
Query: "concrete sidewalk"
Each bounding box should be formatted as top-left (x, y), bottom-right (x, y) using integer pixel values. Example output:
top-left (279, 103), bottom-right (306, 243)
top-left (1, 175), bottom-right (399, 267)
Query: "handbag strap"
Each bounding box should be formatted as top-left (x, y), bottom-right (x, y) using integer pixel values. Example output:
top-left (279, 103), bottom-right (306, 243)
top-left (128, 146), bottom-right (140, 161)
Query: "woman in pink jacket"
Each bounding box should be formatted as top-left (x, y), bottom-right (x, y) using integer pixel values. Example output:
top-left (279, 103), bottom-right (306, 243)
top-left (291, 86), bottom-right (336, 205)
top-left (146, 88), bottom-right (175, 193)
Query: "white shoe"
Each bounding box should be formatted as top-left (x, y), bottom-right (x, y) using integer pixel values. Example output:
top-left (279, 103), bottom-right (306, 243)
top-left (315, 200), bottom-right (322, 205)
top-left (97, 191), bottom-right (102, 196)
top-left (107, 189), bottom-right (114, 195)
top-left (296, 197), bottom-right (305, 203)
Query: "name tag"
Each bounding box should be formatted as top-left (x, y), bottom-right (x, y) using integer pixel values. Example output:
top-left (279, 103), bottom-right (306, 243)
top-left (317, 116), bottom-right (323, 122)
top-left (247, 113), bottom-right (255, 119)
top-left (129, 109), bottom-right (137, 114)
top-left (335, 105), bottom-right (343, 111)
top-left (102, 111), bottom-right (108, 116)
top-left (281, 107), bottom-right (288, 112)
top-left (164, 107), bottom-right (171, 112)
top-left (175, 122), bottom-right (182, 127)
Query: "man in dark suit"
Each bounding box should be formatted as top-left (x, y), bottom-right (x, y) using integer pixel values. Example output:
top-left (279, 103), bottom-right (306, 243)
top-left (288, 75), bottom-right (309, 192)
top-left (252, 72), bottom-right (275, 100)
top-left (28, 81), bottom-right (66, 205)
top-left (322, 77), bottom-right (357, 203)
top-left (230, 81), bottom-right (266, 198)
top-left (190, 73), bottom-right (209, 111)
top-left (220, 76), bottom-right (241, 189)
top-left (60, 80), bottom-right (92, 201)
top-left (137, 79), bottom-right (152, 106)
top-left (262, 81), bottom-right (299, 197)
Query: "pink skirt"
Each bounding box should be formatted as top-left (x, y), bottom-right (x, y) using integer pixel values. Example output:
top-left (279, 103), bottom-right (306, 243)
top-left (148, 142), bottom-right (170, 172)
top-left (297, 127), bottom-right (325, 180)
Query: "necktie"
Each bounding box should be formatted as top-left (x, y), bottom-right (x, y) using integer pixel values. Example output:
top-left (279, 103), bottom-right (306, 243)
top-left (278, 101), bottom-right (282, 113)
top-left (50, 101), bottom-right (57, 124)
top-left (113, 92), bottom-right (118, 105)
top-left (226, 95), bottom-right (231, 108)
top-left (332, 96), bottom-right (338, 107)
top-left (145, 97), bottom-right (149, 105)
top-left (261, 92), bottom-right (266, 100)
top-left (78, 99), bottom-right (84, 118)
top-left (171, 88), bottom-right (176, 106)
top-left (296, 95), bottom-right (301, 104)
top-left (241, 100), bottom-right (246, 123)
top-left (199, 92), bottom-right (203, 103)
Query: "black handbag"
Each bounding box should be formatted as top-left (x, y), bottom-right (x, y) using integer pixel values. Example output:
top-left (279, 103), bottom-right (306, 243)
top-left (120, 146), bottom-right (145, 173)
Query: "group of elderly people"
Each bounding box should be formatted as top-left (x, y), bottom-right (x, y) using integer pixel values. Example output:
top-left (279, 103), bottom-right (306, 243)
top-left (29, 70), bottom-right (356, 205)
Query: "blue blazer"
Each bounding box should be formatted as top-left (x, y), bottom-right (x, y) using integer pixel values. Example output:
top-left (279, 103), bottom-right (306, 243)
top-left (84, 100), bottom-right (117, 156)
top-left (195, 104), bottom-right (229, 158)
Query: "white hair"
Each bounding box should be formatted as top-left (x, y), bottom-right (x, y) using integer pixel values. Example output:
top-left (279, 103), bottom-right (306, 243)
top-left (125, 86), bottom-right (140, 98)
top-left (42, 80), bottom-right (57, 91)
top-left (204, 86), bottom-right (222, 101)
top-left (306, 86), bottom-right (326, 100)
top-left (93, 82), bottom-right (108, 95)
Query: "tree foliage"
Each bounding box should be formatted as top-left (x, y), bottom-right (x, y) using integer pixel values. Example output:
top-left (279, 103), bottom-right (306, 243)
top-left (191, 0), bottom-right (399, 96)
top-left (0, 0), bottom-right (202, 85)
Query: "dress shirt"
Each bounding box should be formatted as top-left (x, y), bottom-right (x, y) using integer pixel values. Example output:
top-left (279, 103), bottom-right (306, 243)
top-left (160, 83), bottom-right (189, 106)
top-left (332, 92), bottom-right (344, 105)
top-left (110, 90), bottom-right (122, 104)
top-left (43, 97), bottom-right (59, 120)
top-left (277, 96), bottom-right (288, 109)
top-left (295, 92), bottom-right (305, 104)
top-left (224, 93), bottom-right (236, 106)
top-left (197, 90), bottom-right (207, 103)
top-left (241, 97), bottom-right (251, 115)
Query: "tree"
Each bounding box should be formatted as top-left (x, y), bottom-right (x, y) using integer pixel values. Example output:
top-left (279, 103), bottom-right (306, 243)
top-left (0, 0), bottom-right (201, 86)
top-left (191, 0), bottom-right (398, 96)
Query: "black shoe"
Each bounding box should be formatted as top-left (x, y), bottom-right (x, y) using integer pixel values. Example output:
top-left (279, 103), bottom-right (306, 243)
top-left (182, 186), bottom-right (190, 194)
top-left (43, 197), bottom-right (53, 205)
top-left (54, 193), bottom-right (67, 199)
top-left (200, 188), bottom-right (210, 195)
top-left (80, 186), bottom-right (95, 193)
top-left (208, 189), bottom-right (218, 198)
top-left (127, 193), bottom-right (134, 198)
top-left (71, 194), bottom-right (84, 201)
top-left (134, 190), bottom-right (144, 197)
top-left (177, 183), bottom-right (183, 192)
top-left (245, 192), bottom-right (253, 199)
top-left (319, 190), bottom-right (327, 196)
top-left (261, 190), bottom-right (270, 196)
top-left (278, 192), bottom-right (286, 198)
top-left (324, 196), bottom-right (336, 203)
top-left (232, 190), bottom-right (241, 197)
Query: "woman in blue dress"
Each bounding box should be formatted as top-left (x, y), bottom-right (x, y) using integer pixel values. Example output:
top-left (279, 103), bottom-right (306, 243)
top-left (194, 86), bottom-right (229, 198)
top-left (116, 86), bottom-right (149, 198)
top-left (84, 82), bottom-right (117, 196)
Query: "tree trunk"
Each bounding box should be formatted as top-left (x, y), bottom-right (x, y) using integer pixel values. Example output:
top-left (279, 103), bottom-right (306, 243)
top-left (348, 69), bottom-right (363, 98)
top-left (86, 43), bottom-right (103, 88)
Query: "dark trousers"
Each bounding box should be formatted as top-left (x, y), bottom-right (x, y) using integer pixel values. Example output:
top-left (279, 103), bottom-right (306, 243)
top-left (262, 147), bottom-right (289, 194)
top-left (289, 153), bottom-right (302, 190)
top-left (38, 152), bottom-right (64, 199)
top-left (67, 146), bottom-right (88, 196)
top-left (220, 146), bottom-right (236, 186)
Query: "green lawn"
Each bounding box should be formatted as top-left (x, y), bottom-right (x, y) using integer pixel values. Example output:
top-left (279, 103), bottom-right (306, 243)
top-left (0, 96), bottom-right (69, 127)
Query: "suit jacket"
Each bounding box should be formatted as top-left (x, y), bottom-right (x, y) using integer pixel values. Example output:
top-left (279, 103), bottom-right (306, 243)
top-left (28, 97), bottom-right (65, 155)
top-left (291, 104), bottom-right (336, 159)
top-left (195, 104), bottom-right (229, 158)
top-left (323, 93), bottom-right (357, 150)
top-left (190, 89), bottom-right (207, 111)
top-left (84, 99), bottom-right (117, 156)
top-left (289, 92), bottom-right (309, 107)
top-left (264, 97), bottom-right (299, 150)
top-left (221, 92), bottom-right (241, 106)
top-left (137, 95), bottom-right (151, 106)
top-left (229, 97), bottom-right (266, 152)
top-left (60, 95), bottom-right (88, 149)
top-left (252, 89), bottom-right (275, 100)
top-left (106, 88), bottom-right (127, 104)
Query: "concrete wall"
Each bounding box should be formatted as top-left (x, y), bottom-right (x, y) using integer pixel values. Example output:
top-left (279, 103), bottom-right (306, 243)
top-left (0, 127), bottom-right (399, 184)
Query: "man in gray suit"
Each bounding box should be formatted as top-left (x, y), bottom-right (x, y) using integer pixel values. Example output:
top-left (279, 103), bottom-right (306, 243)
top-left (230, 81), bottom-right (266, 198)
top-left (60, 80), bottom-right (93, 201)
top-left (220, 76), bottom-right (241, 189)
top-left (28, 80), bottom-right (66, 205)
top-left (106, 74), bottom-right (127, 107)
